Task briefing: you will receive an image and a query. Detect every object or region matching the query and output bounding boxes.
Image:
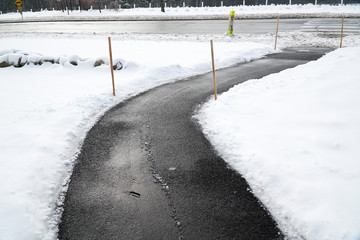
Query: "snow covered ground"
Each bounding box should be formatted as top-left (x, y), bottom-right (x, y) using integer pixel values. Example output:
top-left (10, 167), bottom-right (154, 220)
top-left (0, 4), bottom-right (360, 240)
top-left (1, 4), bottom-right (360, 22)
top-left (0, 37), bottom-right (276, 240)
top-left (195, 46), bottom-right (360, 240)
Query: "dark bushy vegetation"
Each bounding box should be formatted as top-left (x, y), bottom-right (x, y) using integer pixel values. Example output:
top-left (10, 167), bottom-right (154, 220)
top-left (0, 0), bottom-right (359, 13)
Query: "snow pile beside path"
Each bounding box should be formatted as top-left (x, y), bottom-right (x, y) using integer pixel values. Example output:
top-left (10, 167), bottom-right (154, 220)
top-left (0, 38), bottom-right (274, 240)
top-left (0, 50), bottom-right (122, 69)
top-left (1, 4), bottom-right (359, 21)
top-left (196, 47), bottom-right (360, 240)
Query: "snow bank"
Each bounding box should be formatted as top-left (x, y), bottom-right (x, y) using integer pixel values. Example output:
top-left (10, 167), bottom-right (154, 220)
top-left (0, 4), bottom-right (359, 22)
top-left (0, 50), bottom-right (121, 69)
top-left (196, 46), bottom-right (360, 240)
top-left (0, 37), bottom-right (274, 240)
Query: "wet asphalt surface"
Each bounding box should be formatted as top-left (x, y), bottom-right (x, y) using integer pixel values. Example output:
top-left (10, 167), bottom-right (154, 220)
top-left (0, 19), bottom-right (306, 34)
top-left (2, 19), bottom-right (359, 34)
top-left (58, 48), bottom-right (332, 240)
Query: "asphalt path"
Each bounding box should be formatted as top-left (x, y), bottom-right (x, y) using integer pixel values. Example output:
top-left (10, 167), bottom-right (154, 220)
top-left (1, 18), bottom-right (359, 34)
top-left (59, 48), bottom-right (332, 240)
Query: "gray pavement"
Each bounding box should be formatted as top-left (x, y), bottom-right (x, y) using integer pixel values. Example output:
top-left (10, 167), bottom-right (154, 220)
top-left (58, 48), bottom-right (332, 240)
top-left (0, 19), bottom-right (303, 34)
top-left (1, 19), bottom-right (359, 34)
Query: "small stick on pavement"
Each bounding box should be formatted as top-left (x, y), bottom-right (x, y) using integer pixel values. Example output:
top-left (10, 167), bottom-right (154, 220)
top-left (340, 16), bottom-right (344, 48)
top-left (108, 36), bottom-right (116, 96)
top-left (274, 16), bottom-right (280, 50)
top-left (210, 40), bottom-right (217, 101)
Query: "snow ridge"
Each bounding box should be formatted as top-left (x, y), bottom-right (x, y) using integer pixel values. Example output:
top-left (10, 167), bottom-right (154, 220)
top-left (0, 50), bottom-right (123, 69)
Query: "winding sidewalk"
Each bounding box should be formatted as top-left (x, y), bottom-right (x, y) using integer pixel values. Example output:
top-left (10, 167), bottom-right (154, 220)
top-left (59, 48), bottom-right (331, 240)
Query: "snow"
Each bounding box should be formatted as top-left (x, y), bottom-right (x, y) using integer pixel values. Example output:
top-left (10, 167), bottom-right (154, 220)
top-left (0, 37), bottom-right (274, 240)
top-left (195, 47), bottom-right (360, 240)
top-left (0, 4), bottom-right (360, 240)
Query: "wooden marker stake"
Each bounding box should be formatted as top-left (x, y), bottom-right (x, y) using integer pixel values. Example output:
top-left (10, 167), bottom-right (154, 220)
top-left (210, 40), bottom-right (217, 101)
top-left (274, 16), bottom-right (279, 50)
top-left (340, 16), bottom-right (344, 48)
top-left (108, 37), bottom-right (116, 96)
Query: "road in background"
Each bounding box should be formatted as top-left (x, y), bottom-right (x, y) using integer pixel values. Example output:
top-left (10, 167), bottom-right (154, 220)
top-left (1, 18), bottom-right (359, 34)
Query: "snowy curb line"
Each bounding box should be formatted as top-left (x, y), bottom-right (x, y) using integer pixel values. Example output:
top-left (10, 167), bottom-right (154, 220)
top-left (0, 50), bottom-right (123, 70)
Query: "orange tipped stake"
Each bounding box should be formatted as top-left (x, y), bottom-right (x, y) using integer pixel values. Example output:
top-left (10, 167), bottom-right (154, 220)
top-left (275, 16), bottom-right (280, 50)
top-left (108, 37), bottom-right (116, 96)
top-left (340, 16), bottom-right (344, 48)
top-left (210, 40), bottom-right (217, 101)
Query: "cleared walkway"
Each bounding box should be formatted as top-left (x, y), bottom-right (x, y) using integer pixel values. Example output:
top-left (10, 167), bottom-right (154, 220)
top-left (59, 48), bottom-right (331, 240)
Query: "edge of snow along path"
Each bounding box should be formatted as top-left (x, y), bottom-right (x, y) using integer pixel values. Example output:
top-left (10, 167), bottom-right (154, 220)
top-left (58, 48), bottom-right (331, 240)
top-left (195, 46), bottom-right (360, 240)
top-left (0, 39), bottom-right (276, 240)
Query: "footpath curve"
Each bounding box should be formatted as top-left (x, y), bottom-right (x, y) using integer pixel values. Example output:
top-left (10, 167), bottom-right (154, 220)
top-left (59, 48), bottom-right (331, 240)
